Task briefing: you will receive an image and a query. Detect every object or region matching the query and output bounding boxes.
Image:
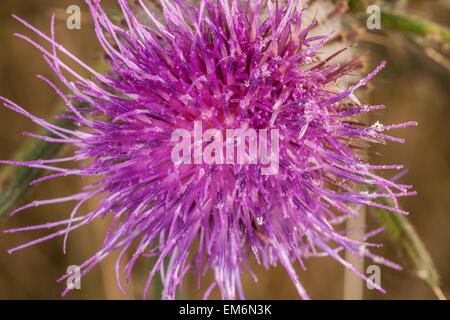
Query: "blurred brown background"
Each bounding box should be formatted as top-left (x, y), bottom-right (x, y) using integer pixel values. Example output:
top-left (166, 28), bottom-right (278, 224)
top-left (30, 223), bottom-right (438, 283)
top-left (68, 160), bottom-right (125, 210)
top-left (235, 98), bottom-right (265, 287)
top-left (0, 0), bottom-right (448, 299)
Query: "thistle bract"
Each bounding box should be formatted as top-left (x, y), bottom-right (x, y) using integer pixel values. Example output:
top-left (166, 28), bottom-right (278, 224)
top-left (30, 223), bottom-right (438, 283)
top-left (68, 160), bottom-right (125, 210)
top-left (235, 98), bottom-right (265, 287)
top-left (1, 0), bottom-right (416, 299)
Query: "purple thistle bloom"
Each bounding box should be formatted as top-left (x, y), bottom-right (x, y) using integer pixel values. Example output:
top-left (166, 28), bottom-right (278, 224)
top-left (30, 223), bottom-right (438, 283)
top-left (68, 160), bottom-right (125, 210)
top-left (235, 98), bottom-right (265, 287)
top-left (1, 0), bottom-right (417, 299)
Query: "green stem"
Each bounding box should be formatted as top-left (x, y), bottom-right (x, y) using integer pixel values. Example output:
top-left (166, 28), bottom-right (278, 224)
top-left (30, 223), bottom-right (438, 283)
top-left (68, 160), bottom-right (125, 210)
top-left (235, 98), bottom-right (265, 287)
top-left (372, 196), bottom-right (445, 299)
top-left (381, 11), bottom-right (450, 45)
top-left (0, 115), bottom-right (76, 220)
top-left (343, 0), bottom-right (450, 44)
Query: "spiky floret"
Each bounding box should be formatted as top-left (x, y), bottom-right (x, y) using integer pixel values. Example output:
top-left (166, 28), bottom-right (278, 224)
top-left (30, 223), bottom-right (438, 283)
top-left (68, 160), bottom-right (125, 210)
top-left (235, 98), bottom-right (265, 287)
top-left (1, 0), bottom-right (416, 299)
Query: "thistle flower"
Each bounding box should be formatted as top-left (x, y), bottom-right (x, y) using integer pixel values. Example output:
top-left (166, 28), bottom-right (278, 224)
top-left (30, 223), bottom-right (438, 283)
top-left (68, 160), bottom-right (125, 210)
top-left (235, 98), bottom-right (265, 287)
top-left (1, 0), bottom-right (417, 299)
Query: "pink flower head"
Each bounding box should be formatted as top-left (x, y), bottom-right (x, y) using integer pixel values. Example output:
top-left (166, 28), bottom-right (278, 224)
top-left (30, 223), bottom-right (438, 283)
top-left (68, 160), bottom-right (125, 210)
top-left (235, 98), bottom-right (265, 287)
top-left (1, 0), bottom-right (416, 299)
